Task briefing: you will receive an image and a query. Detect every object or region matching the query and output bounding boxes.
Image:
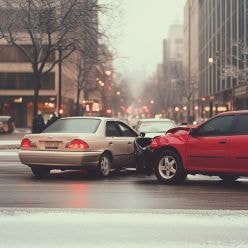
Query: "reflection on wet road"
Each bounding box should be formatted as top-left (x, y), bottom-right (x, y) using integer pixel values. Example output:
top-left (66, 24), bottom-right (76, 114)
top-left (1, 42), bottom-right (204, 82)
top-left (1, 158), bottom-right (248, 210)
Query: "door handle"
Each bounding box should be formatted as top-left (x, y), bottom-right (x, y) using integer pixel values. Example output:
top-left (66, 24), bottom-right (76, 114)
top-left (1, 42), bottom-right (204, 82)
top-left (109, 142), bottom-right (113, 145)
top-left (128, 142), bottom-right (132, 145)
top-left (219, 140), bottom-right (226, 144)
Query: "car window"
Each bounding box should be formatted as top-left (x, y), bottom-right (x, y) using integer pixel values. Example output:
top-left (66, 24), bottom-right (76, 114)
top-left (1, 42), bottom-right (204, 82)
top-left (137, 121), bottom-right (176, 133)
top-left (197, 115), bottom-right (235, 136)
top-left (117, 122), bottom-right (137, 137)
top-left (106, 121), bottom-right (122, 137)
top-left (43, 118), bottom-right (101, 133)
top-left (234, 114), bottom-right (248, 135)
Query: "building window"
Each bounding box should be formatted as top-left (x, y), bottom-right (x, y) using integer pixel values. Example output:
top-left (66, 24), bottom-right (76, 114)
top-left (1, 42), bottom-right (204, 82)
top-left (0, 45), bottom-right (55, 63)
top-left (0, 72), bottom-right (55, 90)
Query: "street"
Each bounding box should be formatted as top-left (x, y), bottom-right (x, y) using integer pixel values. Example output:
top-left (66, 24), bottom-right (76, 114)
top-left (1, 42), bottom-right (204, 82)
top-left (1, 134), bottom-right (248, 247)
top-left (1, 150), bottom-right (248, 209)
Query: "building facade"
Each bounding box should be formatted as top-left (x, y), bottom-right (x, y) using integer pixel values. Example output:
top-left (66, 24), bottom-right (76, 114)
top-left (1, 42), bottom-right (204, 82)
top-left (162, 24), bottom-right (184, 122)
top-left (0, 0), bottom-right (102, 127)
top-left (183, 0), bottom-right (200, 122)
top-left (198, 0), bottom-right (248, 118)
top-left (0, 43), bottom-right (58, 127)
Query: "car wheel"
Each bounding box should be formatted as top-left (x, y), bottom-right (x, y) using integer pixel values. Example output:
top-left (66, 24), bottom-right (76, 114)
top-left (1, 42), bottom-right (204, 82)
top-left (154, 150), bottom-right (186, 184)
top-left (31, 167), bottom-right (50, 178)
top-left (219, 175), bottom-right (239, 183)
top-left (97, 154), bottom-right (111, 177)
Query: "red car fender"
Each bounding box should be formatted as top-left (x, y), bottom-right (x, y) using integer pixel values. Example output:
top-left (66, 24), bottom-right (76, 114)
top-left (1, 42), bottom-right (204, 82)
top-left (150, 131), bottom-right (190, 170)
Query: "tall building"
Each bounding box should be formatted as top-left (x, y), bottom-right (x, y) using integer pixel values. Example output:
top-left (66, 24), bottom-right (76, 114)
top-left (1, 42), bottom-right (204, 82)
top-left (198, 0), bottom-right (248, 117)
top-left (183, 0), bottom-right (200, 121)
top-left (162, 24), bottom-right (184, 122)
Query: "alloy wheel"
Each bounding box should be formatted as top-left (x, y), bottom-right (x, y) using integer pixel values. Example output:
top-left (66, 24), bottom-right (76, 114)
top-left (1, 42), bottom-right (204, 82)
top-left (158, 155), bottom-right (177, 180)
top-left (99, 155), bottom-right (111, 177)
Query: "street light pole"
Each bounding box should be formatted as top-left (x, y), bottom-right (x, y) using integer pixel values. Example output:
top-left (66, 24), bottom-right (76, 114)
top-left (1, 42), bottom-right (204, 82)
top-left (58, 45), bottom-right (62, 113)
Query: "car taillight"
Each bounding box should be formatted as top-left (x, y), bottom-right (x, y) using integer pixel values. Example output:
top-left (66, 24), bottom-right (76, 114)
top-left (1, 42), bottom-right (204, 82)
top-left (20, 138), bottom-right (36, 149)
top-left (65, 139), bottom-right (89, 149)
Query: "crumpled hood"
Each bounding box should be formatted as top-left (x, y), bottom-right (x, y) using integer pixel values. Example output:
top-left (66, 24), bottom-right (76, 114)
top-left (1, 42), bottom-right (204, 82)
top-left (166, 126), bottom-right (193, 134)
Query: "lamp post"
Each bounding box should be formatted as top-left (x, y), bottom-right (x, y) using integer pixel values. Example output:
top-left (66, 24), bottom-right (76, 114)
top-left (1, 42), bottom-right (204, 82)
top-left (58, 44), bottom-right (62, 114)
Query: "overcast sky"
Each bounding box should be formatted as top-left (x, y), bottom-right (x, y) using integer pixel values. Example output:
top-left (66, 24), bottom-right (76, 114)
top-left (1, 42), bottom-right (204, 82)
top-left (111, 0), bottom-right (186, 84)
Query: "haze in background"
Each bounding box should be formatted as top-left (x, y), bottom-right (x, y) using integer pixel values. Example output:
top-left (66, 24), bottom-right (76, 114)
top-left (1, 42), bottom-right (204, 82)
top-left (111, 0), bottom-right (186, 92)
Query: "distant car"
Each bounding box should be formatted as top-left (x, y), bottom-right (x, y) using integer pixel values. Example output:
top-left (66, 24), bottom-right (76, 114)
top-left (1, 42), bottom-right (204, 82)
top-left (134, 118), bottom-right (176, 173)
top-left (0, 116), bottom-right (15, 134)
top-left (135, 110), bottom-right (248, 184)
top-left (135, 118), bottom-right (177, 138)
top-left (19, 117), bottom-right (139, 178)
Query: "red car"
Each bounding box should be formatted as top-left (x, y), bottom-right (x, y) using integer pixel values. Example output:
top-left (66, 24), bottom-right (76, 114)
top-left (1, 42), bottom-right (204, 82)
top-left (135, 110), bottom-right (248, 184)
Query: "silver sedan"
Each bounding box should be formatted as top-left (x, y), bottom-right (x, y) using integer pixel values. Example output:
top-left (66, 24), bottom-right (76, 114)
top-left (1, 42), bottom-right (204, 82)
top-left (19, 117), bottom-right (139, 178)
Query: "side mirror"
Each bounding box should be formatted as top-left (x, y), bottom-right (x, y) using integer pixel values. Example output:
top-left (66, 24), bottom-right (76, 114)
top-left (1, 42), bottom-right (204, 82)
top-left (190, 127), bottom-right (198, 137)
top-left (140, 132), bottom-right (146, 137)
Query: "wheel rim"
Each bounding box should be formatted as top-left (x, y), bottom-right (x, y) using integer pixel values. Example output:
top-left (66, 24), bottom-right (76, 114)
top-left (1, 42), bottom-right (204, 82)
top-left (100, 156), bottom-right (110, 176)
top-left (158, 155), bottom-right (177, 180)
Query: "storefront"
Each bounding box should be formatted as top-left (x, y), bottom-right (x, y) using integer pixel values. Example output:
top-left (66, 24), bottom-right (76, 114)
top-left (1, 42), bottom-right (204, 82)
top-left (0, 96), bottom-right (56, 128)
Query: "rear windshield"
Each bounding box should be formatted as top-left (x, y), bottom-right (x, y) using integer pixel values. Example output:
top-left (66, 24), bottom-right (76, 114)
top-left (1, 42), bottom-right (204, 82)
top-left (43, 118), bottom-right (101, 133)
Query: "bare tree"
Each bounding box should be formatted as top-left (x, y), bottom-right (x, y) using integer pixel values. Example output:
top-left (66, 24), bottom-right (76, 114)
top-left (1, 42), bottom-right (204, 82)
top-left (0, 0), bottom-right (101, 116)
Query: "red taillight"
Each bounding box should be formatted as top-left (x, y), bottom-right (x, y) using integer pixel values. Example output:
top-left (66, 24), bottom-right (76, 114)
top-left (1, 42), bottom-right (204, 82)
top-left (66, 139), bottom-right (89, 149)
top-left (20, 138), bottom-right (36, 149)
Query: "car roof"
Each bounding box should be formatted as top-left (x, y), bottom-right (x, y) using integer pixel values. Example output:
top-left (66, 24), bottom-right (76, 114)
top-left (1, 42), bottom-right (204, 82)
top-left (217, 110), bottom-right (248, 116)
top-left (137, 118), bottom-right (174, 122)
top-left (60, 116), bottom-right (130, 122)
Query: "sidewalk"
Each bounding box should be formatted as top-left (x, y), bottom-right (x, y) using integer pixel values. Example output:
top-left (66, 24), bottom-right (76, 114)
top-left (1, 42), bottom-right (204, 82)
top-left (0, 128), bottom-right (31, 150)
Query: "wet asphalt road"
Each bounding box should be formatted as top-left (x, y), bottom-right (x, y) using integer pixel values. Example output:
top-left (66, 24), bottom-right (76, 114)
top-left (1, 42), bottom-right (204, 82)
top-left (1, 151), bottom-right (248, 209)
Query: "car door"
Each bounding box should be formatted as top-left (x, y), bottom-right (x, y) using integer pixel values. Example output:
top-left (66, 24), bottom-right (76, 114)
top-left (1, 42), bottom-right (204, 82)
top-left (105, 121), bottom-right (129, 167)
top-left (186, 115), bottom-right (235, 172)
top-left (229, 114), bottom-right (248, 172)
top-left (116, 121), bottom-right (138, 166)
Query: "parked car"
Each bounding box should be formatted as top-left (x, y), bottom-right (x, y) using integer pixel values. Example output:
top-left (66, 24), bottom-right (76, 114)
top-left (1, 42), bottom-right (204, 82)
top-left (0, 116), bottom-right (15, 134)
top-left (19, 117), bottom-right (139, 178)
top-left (135, 110), bottom-right (248, 184)
top-left (135, 118), bottom-right (177, 138)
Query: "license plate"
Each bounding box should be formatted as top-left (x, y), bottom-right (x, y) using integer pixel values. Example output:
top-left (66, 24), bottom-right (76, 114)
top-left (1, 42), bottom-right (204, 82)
top-left (45, 141), bottom-right (59, 149)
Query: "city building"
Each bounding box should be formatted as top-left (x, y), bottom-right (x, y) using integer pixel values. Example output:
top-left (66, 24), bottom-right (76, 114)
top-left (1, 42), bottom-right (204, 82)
top-left (162, 24), bottom-right (184, 122)
top-left (0, 42), bottom-right (58, 127)
top-left (0, 0), bottom-right (102, 127)
top-left (198, 0), bottom-right (248, 117)
top-left (183, 0), bottom-right (200, 122)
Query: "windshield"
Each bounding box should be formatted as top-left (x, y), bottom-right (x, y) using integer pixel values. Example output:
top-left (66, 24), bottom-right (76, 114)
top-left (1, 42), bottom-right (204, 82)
top-left (42, 118), bottom-right (101, 133)
top-left (137, 121), bottom-right (176, 133)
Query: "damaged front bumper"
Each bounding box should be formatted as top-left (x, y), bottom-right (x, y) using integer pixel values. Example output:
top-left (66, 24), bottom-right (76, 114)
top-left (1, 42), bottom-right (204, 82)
top-left (134, 138), bottom-right (154, 175)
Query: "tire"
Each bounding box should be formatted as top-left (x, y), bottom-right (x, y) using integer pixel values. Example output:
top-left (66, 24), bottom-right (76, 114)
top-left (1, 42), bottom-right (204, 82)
top-left (31, 167), bottom-right (50, 178)
top-left (219, 175), bottom-right (239, 183)
top-left (97, 154), bottom-right (111, 177)
top-left (154, 150), bottom-right (186, 184)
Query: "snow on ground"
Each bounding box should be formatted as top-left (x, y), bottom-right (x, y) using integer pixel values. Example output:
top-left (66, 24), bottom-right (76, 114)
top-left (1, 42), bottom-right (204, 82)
top-left (0, 209), bottom-right (248, 248)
